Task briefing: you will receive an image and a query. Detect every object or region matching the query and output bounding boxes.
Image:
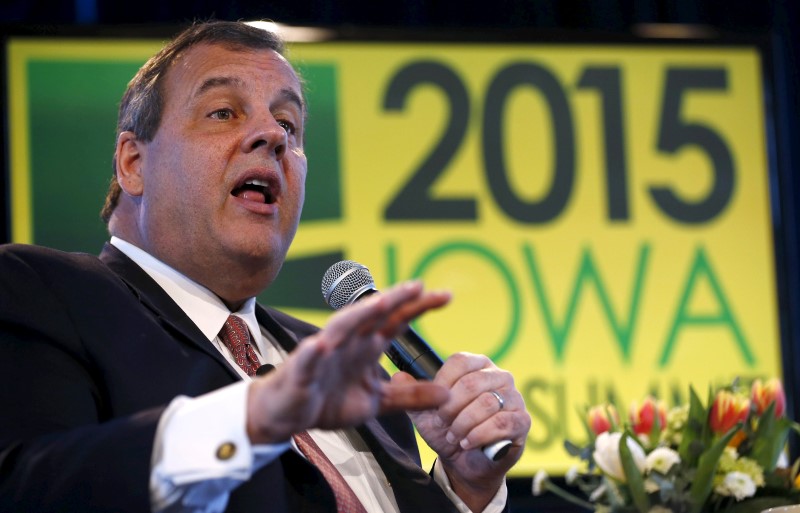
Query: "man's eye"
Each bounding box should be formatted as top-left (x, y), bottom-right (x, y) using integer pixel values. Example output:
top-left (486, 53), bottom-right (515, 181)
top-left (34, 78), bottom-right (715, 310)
top-left (278, 120), bottom-right (296, 135)
top-left (209, 109), bottom-right (233, 121)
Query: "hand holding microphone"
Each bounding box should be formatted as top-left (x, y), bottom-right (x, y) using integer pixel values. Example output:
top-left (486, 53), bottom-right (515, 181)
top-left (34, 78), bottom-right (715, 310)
top-left (321, 260), bottom-right (513, 461)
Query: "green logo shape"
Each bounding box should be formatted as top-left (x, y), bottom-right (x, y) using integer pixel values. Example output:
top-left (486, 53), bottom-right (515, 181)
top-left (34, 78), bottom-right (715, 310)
top-left (296, 63), bottom-right (342, 223)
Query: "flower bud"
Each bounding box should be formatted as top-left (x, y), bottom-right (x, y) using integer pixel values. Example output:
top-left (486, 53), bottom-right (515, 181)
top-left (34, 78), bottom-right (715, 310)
top-left (593, 432), bottom-right (646, 483)
top-left (532, 469), bottom-right (548, 496)
top-left (709, 390), bottom-right (750, 435)
top-left (630, 396), bottom-right (667, 436)
top-left (588, 404), bottom-right (619, 435)
top-left (751, 378), bottom-right (785, 418)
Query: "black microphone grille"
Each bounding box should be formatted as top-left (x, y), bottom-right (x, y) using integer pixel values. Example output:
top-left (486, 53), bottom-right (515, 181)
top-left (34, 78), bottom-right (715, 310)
top-left (321, 260), bottom-right (377, 310)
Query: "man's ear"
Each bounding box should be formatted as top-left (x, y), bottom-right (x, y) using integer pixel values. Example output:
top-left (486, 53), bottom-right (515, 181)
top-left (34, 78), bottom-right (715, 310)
top-left (115, 131), bottom-right (145, 196)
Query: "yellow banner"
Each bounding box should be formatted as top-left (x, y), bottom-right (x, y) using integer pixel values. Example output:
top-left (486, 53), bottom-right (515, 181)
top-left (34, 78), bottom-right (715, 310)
top-left (286, 43), bottom-right (779, 474)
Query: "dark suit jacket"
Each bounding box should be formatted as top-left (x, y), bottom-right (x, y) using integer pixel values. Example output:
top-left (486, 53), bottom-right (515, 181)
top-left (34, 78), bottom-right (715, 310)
top-left (0, 243), bottom-right (463, 512)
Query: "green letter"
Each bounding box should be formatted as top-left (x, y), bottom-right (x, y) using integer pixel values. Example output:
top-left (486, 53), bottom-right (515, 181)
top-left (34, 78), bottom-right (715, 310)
top-left (522, 243), bottom-right (649, 364)
top-left (658, 246), bottom-right (754, 367)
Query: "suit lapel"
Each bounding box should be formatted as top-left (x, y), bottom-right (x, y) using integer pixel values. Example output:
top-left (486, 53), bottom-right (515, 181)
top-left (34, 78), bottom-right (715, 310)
top-left (255, 305), bottom-right (300, 353)
top-left (99, 243), bottom-right (240, 381)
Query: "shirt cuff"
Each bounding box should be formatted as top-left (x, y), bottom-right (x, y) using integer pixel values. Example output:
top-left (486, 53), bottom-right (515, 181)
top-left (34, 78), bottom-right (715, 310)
top-left (432, 459), bottom-right (508, 513)
top-left (150, 381), bottom-right (291, 511)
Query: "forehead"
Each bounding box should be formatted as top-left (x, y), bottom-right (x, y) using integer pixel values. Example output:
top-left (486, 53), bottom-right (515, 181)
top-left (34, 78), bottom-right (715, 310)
top-left (162, 43), bottom-right (303, 107)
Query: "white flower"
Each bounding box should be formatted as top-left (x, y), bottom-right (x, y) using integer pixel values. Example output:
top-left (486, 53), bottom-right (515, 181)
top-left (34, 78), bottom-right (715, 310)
top-left (647, 506), bottom-right (674, 513)
top-left (593, 432), bottom-right (646, 483)
top-left (715, 471), bottom-right (757, 501)
top-left (565, 465), bottom-right (579, 485)
top-left (532, 469), bottom-right (548, 496)
top-left (645, 447), bottom-right (681, 474)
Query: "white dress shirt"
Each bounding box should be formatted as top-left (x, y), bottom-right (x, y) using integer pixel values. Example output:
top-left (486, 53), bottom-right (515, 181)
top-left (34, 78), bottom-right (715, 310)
top-left (110, 237), bottom-right (506, 513)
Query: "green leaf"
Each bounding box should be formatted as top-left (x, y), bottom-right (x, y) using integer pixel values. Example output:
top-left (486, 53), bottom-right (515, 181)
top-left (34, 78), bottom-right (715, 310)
top-left (723, 496), bottom-right (794, 513)
top-left (577, 405), bottom-right (594, 442)
top-left (541, 480), bottom-right (595, 511)
top-left (648, 401), bottom-right (663, 445)
top-left (602, 476), bottom-right (627, 508)
top-left (606, 404), bottom-right (620, 432)
top-left (618, 432), bottom-right (649, 512)
top-left (679, 386), bottom-right (708, 465)
top-left (749, 402), bottom-right (790, 472)
top-left (688, 423), bottom-right (739, 513)
top-left (564, 439), bottom-right (584, 457)
top-left (703, 386), bottom-right (714, 441)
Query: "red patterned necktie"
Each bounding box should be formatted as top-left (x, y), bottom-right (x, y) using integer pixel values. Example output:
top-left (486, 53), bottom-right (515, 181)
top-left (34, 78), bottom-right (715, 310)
top-left (293, 431), bottom-right (368, 513)
top-left (219, 315), bottom-right (261, 376)
top-left (218, 315), bottom-right (368, 513)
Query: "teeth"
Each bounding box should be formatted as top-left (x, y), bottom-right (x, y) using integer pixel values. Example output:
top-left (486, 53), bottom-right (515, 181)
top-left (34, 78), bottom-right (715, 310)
top-left (244, 179), bottom-right (269, 187)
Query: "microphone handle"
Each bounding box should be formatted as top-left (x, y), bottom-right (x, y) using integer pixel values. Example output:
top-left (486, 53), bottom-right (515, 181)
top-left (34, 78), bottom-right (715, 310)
top-left (357, 289), bottom-right (441, 380)
top-left (386, 328), bottom-right (443, 380)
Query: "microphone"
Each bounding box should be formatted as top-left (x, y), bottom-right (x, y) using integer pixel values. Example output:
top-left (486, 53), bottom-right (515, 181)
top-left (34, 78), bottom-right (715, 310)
top-left (321, 260), bottom-right (512, 461)
top-left (322, 260), bottom-right (443, 380)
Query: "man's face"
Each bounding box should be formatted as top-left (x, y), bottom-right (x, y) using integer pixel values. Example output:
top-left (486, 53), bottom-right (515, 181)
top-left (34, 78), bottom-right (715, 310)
top-left (135, 43), bottom-right (307, 299)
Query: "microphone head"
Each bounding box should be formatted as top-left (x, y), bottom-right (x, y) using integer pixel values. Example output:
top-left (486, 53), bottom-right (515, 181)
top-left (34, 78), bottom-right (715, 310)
top-left (321, 260), bottom-right (377, 310)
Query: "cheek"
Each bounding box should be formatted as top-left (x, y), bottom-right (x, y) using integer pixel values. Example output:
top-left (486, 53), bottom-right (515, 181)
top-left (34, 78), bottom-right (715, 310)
top-left (288, 156), bottom-right (308, 210)
top-left (296, 170), bottom-right (307, 210)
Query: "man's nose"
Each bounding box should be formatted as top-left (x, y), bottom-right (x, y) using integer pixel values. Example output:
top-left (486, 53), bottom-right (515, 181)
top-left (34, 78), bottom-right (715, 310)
top-left (241, 114), bottom-right (287, 159)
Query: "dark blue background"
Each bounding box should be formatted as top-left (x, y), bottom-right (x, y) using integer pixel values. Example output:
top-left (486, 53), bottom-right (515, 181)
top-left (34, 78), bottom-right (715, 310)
top-left (1, 2), bottom-right (798, 511)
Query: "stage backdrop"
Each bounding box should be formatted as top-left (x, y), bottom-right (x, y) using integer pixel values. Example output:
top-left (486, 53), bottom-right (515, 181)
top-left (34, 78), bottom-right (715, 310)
top-left (6, 35), bottom-right (781, 475)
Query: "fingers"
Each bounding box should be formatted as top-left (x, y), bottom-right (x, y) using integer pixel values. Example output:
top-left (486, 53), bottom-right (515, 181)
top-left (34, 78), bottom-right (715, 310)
top-left (248, 281), bottom-right (452, 440)
top-left (433, 352), bottom-right (494, 388)
top-left (317, 281), bottom-right (450, 357)
top-left (433, 353), bottom-right (531, 452)
top-left (375, 288), bottom-right (451, 339)
top-left (379, 379), bottom-right (450, 413)
top-left (445, 391), bottom-right (530, 452)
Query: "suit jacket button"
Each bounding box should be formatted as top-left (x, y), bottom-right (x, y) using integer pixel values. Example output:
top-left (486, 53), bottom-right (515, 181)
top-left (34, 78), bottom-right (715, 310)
top-left (216, 442), bottom-right (237, 460)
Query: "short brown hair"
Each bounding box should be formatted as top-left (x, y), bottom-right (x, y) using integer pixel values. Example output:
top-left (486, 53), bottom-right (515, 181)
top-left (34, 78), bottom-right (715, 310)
top-left (100, 20), bottom-right (286, 223)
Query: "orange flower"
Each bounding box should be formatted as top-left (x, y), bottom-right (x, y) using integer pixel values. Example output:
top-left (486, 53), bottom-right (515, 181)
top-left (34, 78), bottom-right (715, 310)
top-left (587, 404), bottom-right (619, 435)
top-left (751, 378), bottom-right (786, 418)
top-left (629, 396), bottom-right (667, 436)
top-left (709, 390), bottom-right (750, 436)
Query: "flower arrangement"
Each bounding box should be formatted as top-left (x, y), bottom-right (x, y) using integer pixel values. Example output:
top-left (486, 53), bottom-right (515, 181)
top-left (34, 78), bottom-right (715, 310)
top-left (533, 378), bottom-right (800, 512)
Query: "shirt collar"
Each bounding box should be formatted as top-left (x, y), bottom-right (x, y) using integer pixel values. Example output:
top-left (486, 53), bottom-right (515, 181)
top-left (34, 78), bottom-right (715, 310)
top-left (110, 236), bottom-right (260, 342)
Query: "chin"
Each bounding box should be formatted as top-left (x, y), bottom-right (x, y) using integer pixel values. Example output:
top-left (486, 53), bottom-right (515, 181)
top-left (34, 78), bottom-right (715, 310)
top-left (240, 247), bottom-right (284, 278)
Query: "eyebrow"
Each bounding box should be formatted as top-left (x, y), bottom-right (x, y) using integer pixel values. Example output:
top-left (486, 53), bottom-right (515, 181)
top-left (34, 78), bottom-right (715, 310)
top-left (194, 76), bottom-right (305, 113)
top-left (195, 76), bottom-right (245, 97)
top-left (279, 88), bottom-right (306, 114)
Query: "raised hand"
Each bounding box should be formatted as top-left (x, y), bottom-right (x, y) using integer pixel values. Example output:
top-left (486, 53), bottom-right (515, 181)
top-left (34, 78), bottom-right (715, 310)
top-left (246, 281), bottom-right (451, 444)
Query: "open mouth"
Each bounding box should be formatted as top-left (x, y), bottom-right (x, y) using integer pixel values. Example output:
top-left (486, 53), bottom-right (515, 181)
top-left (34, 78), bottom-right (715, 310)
top-left (232, 178), bottom-right (276, 204)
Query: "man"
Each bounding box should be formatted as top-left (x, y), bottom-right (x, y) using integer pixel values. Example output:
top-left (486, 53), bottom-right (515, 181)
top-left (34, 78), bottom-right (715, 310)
top-left (0, 20), bottom-right (531, 512)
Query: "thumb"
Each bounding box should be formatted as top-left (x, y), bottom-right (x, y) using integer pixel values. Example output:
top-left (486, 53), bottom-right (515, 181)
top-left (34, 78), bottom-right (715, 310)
top-left (390, 370), bottom-right (418, 386)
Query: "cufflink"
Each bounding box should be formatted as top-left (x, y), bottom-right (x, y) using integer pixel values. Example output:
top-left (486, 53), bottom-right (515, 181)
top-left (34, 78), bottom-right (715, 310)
top-left (216, 442), bottom-right (237, 460)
